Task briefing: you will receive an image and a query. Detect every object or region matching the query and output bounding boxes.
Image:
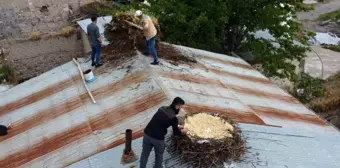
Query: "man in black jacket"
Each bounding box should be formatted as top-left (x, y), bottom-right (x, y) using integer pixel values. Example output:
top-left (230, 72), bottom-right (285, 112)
top-left (140, 97), bottom-right (186, 168)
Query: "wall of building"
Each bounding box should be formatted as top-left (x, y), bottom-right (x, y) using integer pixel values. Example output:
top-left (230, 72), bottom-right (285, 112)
top-left (0, 0), bottom-right (94, 81)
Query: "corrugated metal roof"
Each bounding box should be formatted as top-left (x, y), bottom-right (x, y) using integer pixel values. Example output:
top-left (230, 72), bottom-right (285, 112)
top-left (0, 57), bottom-right (169, 168)
top-left (68, 45), bottom-right (339, 168)
top-left (69, 124), bottom-right (340, 168)
top-left (1, 27), bottom-right (340, 168)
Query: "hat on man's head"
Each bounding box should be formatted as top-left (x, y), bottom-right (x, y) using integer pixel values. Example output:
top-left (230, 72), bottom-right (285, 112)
top-left (135, 10), bottom-right (143, 17)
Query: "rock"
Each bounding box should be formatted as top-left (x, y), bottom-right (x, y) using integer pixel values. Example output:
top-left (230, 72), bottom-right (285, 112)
top-left (47, 23), bottom-right (56, 29)
top-left (53, 16), bottom-right (61, 23)
top-left (319, 20), bottom-right (332, 26)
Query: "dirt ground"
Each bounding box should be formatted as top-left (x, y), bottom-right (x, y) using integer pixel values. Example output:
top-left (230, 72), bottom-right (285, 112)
top-left (298, 0), bottom-right (340, 35)
top-left (5, 34), bottom-right (83, 82)
top-left (0, 0), bottom-right (95, 82)
top-left (103, 14), bottom-right (197, 67)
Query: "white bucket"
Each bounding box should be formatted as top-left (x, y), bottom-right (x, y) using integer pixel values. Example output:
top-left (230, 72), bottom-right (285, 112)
top-left (84, 69), bottom-right (95, 83)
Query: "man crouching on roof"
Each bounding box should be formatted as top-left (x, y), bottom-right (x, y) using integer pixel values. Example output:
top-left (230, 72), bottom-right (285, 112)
top-left (135, 10), bottom-right (159, 65)
top-left (140, 97), bottom-right (187, 168)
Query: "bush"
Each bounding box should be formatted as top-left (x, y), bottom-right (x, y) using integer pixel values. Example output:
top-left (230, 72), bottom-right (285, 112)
top-left (294, 73), bottom-right (325, 103)
top-left (80, 1), bottom-right (116, 16)
top-left (31, 32), bottom-right (41, 40)
top-left (0, 63), bottom-right (17, 84)
top-left (322, 45), bottom-right (340, 52)
top-left (319, 10), bottom-right (340, 21)
top-left (56, 26), bottom-right (75, 37)
top-left (310, 72), bottom-right (340, 112)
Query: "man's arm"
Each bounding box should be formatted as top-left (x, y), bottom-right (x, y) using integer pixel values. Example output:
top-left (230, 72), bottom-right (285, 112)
top-left (143, 19), bottom-right (150, 29)
top-left (96, 27), bottom-right (102, 44)
top-left (170, 117), bottom-right (181, 136)
top-left (87, 26), bottom-right (91, 40)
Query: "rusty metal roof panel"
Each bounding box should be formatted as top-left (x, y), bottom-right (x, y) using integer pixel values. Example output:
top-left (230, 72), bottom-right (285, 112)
top-left (68, 124), bottom-right (340, 168)
top-left (69, 45), bottom-right (340, 167)
top-left (0, 56), bottom-right (173, 168)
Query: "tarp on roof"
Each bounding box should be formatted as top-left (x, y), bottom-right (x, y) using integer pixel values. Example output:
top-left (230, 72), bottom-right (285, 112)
top-left (309, 32), bottom-right (340, 45)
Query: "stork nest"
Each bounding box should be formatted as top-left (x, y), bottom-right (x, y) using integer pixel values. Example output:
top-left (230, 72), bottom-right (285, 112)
top-left (103, 13), bottom-right (196, 66)
top-left (168, 113), bottom-right (246, 168)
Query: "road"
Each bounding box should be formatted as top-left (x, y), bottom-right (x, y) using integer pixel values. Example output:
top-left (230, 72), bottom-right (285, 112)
top-left (297, 0), bottom-right (340, 32)
top-left (298, 0), bottom-right (340, 21)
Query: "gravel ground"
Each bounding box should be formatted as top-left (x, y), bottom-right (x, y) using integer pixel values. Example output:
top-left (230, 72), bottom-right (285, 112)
top-left (6, 34), bottom-right (83, 81)
top-left (298, 0), bottom-right (340, 21)
top-left (298, 0), bottom-right (340, 33)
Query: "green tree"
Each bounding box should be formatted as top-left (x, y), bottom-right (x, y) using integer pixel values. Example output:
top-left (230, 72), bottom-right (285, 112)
top-left (146, 0), bottom-right (314, 81)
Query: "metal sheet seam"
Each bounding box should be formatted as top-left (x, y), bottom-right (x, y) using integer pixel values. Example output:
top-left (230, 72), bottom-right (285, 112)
top-left (217, 81), bottom-right (269, 126)
top-left (241, 130), bottom-right (314, 138)
top-left (137, 53), bottom-right (174, 102)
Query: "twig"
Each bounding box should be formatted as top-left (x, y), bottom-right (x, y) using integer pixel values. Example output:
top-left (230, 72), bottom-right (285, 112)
top-left (124, 20), bottom-right (143, 30)
top-left (72, 58), bottom-right (96, 104)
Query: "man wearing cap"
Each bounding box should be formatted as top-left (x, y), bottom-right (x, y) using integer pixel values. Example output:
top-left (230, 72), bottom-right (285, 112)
top-left (140, 97), bottom-right (187, 168)
top-left (135, 10), bottom-right (159, 65)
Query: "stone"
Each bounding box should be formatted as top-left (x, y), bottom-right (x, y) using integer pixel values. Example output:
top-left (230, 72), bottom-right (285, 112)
top-left (47, 23), bottom-right (56, 28)
top-left (53, 17), bottom-right (61, 23)
top-left (319, 20), bottom-right (331, 26)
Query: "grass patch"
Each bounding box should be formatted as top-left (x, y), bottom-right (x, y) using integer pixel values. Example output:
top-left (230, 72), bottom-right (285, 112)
top-left (31, 32), bottom-right (41, 40)
top-left (296, 3), bottom-right (315, 12)
top-left (80, 2), bottom-right (116, 16)
top-left (322, 45), bottom-right (340, 52)
top-left (0, 63), bottom-right (17, 84)
top-left (55, 26), bottom-right (75, 37)
top-left (310, 72), bottom-right (340, 112)
top-left (319, 9), bottom-right (340, 21)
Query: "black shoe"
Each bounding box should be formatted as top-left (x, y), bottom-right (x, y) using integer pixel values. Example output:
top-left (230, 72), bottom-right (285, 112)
top-left (143, 52), bottom-right (149, 56)
top-left (91, 63), bottom-right (95, 67)
top-left (150, 61), bottom-right (159, 65)
top-left (95, 63), bottom-right (103, 68)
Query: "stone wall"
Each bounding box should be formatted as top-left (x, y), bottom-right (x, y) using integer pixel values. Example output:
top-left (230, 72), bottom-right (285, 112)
top-left (0, 0), bottom-right (93, 81)
top-left (8, 35), bottom-right (83, 81)
top-left (0, 0), bottom-right (93, 40)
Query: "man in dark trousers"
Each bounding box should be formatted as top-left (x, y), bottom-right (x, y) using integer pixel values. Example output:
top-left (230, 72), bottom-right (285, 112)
top-left (140, 97), bottom-right (186, 168)
top-left (87, 15), bottom-right (103, 68)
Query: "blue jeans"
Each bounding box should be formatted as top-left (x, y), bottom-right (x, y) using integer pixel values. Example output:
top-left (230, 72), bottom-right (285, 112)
top-left (140, 134), bottom-right (165, 168)
top-left (91, 44), bottom-right (101, 65)
top-left (146, 37), bottom-right (158, 62)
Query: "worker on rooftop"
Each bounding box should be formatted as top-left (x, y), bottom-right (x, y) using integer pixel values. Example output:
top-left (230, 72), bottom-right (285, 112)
top-left (87, 15), bottom-right (103, 68)
top-left (0, 124), bottom-right (11, 136)
top-left (135, 10), bottom-right (159, 65)
top-left (140, 97), bottom-right (187, 168)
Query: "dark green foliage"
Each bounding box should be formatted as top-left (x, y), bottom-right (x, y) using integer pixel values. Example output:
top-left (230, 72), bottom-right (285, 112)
top-left (294, 73), bottom-right (325, 103)
top-left (322, 45), bottom-right (340, 52)
top-left (319, 9), bottom-right (340, 21)
top-left (0, 63), bottom-right (17, 84)
top-left (144, 0), bottom-right (313, 81)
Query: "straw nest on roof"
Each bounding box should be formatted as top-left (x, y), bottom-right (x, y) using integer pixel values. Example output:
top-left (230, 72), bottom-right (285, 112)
top-left (169, 113), bottom-right (246, 168)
